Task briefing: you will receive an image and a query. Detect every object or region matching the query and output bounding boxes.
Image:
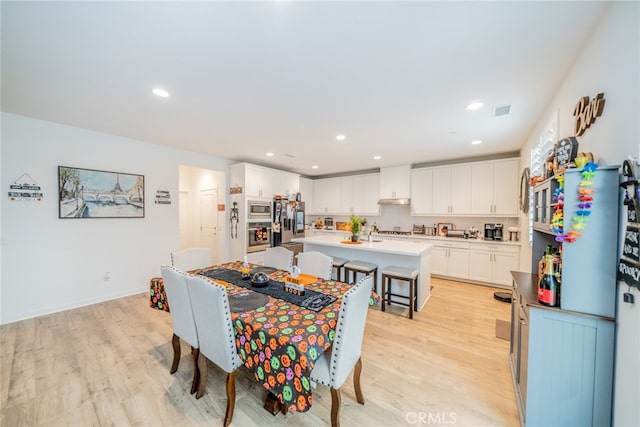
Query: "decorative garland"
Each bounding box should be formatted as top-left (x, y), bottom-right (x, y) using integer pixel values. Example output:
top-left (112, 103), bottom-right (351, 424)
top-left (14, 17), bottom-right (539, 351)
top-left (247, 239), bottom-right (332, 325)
top-left (550, 162), bottom-right (598, 243)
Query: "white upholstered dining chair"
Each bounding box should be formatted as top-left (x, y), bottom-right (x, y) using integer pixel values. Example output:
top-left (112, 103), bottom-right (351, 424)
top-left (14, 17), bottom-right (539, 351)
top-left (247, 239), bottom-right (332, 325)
top-left (264, 246), bottom-right (294, 270)
top-left (160, 266), bottom-right (200, 395)
top-left (186, 274), bottom-right (243, 427)
top-left (310, 275), bottom-right (372, 427)
top-left (171, 247), bottom-right (212, 271)
top-left (296, 251), bottom-right (333, 280)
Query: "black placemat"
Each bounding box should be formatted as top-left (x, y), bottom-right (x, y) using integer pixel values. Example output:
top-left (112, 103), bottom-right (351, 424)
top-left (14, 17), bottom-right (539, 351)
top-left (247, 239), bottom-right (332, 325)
top-left (201, 269), bottom-right (337, 312)
top-left (228, 292), bottom-right (270, 312)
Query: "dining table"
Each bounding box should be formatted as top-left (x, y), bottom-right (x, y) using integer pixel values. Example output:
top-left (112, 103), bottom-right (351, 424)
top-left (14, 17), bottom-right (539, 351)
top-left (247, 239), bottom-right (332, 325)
top-left (149, 260), bottom-right (361, 413)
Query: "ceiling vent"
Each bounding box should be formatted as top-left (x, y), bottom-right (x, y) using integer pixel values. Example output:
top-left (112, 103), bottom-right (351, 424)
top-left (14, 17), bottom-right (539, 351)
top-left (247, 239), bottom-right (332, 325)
top-left (285, 153), bottom-right (296, 158)
top-left (493, 105), bottom-right (511, 117)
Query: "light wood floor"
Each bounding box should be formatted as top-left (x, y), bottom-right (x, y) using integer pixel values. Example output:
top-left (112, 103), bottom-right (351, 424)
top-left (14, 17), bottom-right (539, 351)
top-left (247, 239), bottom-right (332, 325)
top-left (1, 278), bottom-right (519, 426)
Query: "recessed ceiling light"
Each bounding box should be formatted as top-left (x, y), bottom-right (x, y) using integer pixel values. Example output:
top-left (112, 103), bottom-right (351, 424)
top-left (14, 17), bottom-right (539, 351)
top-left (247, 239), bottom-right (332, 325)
top-left (467, 102), bottom-right (483, 111)
top-left (471, 140), bottom-right (482, 145)
top-left (336, 134), bottom-right (346, 141)
top-left (266, 152), bottom-right (274, 157)
top-left (373, 155), bottom-right (381, 160)
top-left (152, 88), bottom-right (170, 98)
top-left (312, 165), bottom-right (318, 169)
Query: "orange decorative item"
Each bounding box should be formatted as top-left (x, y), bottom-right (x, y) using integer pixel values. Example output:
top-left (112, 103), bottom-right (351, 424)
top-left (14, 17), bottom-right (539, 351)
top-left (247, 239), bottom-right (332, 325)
top-left (285, 274), bottom-right (318, 285)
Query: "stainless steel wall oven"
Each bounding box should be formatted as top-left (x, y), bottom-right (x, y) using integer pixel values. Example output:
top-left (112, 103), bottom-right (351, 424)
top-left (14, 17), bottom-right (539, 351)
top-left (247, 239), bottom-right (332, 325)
top-left (247, 221), bottom-right (272, 253)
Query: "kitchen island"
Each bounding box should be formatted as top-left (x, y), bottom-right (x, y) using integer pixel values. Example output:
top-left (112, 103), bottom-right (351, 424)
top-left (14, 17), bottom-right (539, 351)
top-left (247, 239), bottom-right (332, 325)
top-left (292, 234), bottom-right (432, 311)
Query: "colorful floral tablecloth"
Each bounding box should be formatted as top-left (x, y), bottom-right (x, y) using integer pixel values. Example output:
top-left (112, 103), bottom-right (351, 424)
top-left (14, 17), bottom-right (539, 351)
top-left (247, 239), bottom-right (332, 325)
top-left (149, 261), bottom-right (355, 412)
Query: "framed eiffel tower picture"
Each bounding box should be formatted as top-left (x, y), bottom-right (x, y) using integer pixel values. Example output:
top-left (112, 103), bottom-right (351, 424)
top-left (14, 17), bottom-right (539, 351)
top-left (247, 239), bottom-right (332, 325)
top-left (58, 166), bottom-right (145, 218)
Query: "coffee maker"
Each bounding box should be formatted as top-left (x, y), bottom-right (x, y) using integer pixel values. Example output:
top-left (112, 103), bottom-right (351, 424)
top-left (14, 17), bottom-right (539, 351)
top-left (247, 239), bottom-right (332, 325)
top-left (484, 223), bottom-right (504, 241)
top-left (494, 223), bottom-right (504, 241)
top-left (484, 223), bottom-right (496, 240)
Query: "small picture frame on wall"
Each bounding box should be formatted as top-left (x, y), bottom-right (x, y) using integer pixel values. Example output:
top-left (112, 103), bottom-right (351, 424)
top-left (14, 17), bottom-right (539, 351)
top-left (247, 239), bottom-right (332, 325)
top-left (58, 166), bottom-right (145, 218)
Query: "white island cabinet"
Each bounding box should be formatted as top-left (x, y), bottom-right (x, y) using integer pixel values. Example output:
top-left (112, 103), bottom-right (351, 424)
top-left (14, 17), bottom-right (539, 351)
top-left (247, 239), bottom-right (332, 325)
top-left (292, 235), bottom-right (432, 311)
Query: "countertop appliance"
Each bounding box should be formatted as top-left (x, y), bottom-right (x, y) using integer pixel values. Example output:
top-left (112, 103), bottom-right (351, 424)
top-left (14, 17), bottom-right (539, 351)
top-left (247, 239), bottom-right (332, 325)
top-left (272, 199), bottom-right (305, 248)
top-left (446, 230), bottom-right (468, 239)
top-left (324, 217), bottom-right (334, 229)
top-left (484, 223), bottom-right (503, 240)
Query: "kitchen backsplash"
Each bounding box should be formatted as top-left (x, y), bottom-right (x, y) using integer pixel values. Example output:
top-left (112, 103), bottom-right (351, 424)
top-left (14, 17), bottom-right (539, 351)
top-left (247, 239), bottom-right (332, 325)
top-left (309, 204), bottom-right (519, 233)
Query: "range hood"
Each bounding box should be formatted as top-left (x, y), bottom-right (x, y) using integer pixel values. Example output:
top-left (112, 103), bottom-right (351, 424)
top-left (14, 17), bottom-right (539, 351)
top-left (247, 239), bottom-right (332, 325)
top-left (377, 198), bottom-right (411, 205)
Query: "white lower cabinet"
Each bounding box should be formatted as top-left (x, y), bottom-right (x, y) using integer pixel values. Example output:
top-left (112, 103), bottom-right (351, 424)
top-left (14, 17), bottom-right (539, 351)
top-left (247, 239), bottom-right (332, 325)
top-left (429, 240), bottom-right (469, 280)
top-left (469, 243), bottom-right (519, 286)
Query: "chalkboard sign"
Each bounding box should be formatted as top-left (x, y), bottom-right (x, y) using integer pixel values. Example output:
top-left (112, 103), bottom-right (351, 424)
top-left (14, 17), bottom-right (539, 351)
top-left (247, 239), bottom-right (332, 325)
top-left (555, 137), bottom-right (579, 170)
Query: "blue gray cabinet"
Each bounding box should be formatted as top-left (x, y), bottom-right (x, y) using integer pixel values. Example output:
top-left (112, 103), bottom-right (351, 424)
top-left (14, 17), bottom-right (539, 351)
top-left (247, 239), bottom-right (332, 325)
top-left (511, 165), bottom-right (619, 426)
top-left (531, 166), bottom-right (619, 318)
top-left (510, 272), bottom-right (615, 426)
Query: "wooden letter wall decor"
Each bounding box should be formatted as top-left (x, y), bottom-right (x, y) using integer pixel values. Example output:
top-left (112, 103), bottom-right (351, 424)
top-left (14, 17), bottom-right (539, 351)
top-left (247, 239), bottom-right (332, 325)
top-left (573, 93), bottom-right (605, 136)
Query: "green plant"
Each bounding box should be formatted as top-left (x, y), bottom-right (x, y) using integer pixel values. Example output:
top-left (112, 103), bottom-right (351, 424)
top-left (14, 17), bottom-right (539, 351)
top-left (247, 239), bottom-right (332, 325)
top-left (349, 214), bottom-right (363, 235)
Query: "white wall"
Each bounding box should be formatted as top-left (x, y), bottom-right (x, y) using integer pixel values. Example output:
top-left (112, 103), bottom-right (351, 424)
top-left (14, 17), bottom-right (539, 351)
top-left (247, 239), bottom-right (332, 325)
top-left (0, 113), bottom-right (232, 324)
top-left (517, 3), bottom-right (639, 426)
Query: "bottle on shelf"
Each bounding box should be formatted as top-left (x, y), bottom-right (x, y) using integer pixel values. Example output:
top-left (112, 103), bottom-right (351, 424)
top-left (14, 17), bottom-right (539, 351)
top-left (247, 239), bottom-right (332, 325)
top-left (538, 247), bottom-right (561, 307)
top-left (538, 245), bottom-right (553, 280)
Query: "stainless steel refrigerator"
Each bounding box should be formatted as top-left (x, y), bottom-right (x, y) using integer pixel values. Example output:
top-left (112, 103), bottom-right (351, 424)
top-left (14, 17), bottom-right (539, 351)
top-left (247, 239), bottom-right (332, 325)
top-left (272, 198), bottom-right (305, 256)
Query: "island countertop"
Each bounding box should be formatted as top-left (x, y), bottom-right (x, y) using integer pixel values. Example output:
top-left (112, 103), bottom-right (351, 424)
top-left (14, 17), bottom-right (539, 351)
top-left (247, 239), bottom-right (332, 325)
top-left (292, 234), bottom-right (432, 256)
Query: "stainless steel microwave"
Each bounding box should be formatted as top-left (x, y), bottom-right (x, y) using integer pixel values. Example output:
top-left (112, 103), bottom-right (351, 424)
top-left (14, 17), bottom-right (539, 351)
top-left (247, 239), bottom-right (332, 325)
top-left (248, 200), bottom-right (272, 219)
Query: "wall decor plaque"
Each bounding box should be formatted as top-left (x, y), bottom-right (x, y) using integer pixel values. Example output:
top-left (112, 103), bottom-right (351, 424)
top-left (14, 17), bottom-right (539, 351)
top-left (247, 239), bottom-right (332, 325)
top-left (573, 92), bottom-right (605, 136)
top-left (555, 136), bottom-right (579, 170)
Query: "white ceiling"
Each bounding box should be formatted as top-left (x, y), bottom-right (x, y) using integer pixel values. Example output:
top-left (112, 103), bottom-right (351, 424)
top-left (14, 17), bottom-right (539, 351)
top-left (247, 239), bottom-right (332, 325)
top-left (1, 1), bottom-right (610, 176)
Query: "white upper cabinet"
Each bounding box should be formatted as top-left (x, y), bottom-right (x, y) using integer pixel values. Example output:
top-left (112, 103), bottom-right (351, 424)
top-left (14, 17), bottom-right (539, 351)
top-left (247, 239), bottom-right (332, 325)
top-left (299, 177), bottom-right (314, 213)
top-left (470, 159), bottom-right (519, 215)
top-left (380, 165), bottom-right (411, 199)
top-left (313, 177), bottom-right (340, 214)
top-left (244, 164), bottom-right (273, 199)
top-left (326, 178), bottom-right (341, 214)
top-left (352, 173), bottom-right (380, 215)
top-left (340, 177), bottom-right (355, 213)
top-left (411, 158), bottom-right (518, 216)
top-left (234, 163), bottom-right (300, 200)
top-left (311, 173), bottom-right (380, 215)
top-left (410, 168), bottom-right (433, 215)
top-left (281, 171), bottom-right (300, 196)
top-left (313, 179), bottom-right (329, 214)
top-left (362, 173), bottom-right (381, 215)
top-left (431, 164), bottom-right (471, 214)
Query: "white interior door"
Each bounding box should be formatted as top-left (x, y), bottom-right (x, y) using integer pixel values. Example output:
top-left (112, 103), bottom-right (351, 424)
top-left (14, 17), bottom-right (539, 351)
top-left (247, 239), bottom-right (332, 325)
top-left (200, 189), bottom-right (219, 264)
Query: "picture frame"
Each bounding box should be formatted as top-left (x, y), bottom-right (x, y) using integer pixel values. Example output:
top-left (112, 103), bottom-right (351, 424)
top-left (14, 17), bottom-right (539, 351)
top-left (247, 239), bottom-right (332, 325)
top-left (58, 166), bottom-right (145, 218)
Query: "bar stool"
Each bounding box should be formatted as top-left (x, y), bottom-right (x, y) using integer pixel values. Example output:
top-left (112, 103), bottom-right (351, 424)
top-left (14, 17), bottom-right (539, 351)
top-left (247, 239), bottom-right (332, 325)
top-left (343, 260), bottom-right (378, 293)
top-left (381, 266), bottom-right (419, 319)
top-left (332, 257), bottom-right (349, 282)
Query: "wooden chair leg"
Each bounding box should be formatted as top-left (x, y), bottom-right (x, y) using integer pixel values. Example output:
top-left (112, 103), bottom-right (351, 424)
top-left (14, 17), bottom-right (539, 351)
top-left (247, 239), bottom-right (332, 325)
top-left (195, 354), bottom-right (208, 399)
top-left (170, 333), bottom-right (181, 374)
top-left (224, 371), bottom-right (237, 427)
top-left (330, 387), bottom-right (342, 427)
top-left (190, 347), bottom-right (200, 395)
top-left (353, 357), bottom-right (365, 404)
